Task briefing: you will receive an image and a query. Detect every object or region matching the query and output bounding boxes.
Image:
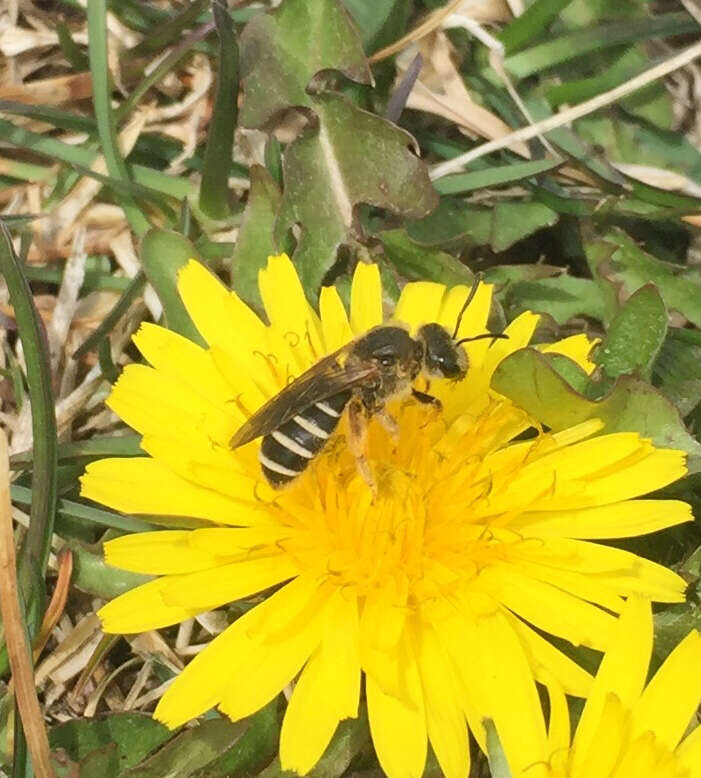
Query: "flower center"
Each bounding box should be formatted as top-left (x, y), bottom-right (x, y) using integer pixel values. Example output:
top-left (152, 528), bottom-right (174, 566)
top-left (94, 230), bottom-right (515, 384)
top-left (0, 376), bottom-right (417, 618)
top-left (271, 399), bottom-right (535, 605)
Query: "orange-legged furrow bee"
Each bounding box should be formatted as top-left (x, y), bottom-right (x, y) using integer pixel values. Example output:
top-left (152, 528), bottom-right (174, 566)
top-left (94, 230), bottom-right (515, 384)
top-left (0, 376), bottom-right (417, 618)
top-left (230, 277), bottom-right (507, 489)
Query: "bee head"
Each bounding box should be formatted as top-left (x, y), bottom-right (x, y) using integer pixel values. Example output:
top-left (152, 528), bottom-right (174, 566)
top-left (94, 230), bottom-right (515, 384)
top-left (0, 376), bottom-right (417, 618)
top-left (417, 323), bottom-right (468, 381)
top-left (352, 326), bottom-right (423, 379)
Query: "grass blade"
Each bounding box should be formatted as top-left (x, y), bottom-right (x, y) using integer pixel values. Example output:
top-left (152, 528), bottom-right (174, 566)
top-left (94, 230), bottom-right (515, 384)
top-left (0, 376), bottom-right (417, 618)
top-left (86, 0), bottom-right (151, 236)
top-left (433, 158), bottom-right (561, 195)
top-left (0, 223), bottom-right (57, 599)
top-left (198, 3), bottom-right (239, 220)
top-left (500, 0), bottom-right (575, 55)
top-left (505, 13), bottom-right (699, 79)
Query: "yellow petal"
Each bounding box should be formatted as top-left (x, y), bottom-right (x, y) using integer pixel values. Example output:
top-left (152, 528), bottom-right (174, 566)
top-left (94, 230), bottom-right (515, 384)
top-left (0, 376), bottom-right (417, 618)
top-left (476, 611), bottom-right (549, 778)
top-left (394, 281), bottom-right (445, 334)
top-left (350, 262), bottom-right (383, 333)
top-left (160, 554), bottom-right (298, 610)
top-left (258, 253), bottom-right (324, 364)
top-left (155, 575), bottom-right (324, 728)
top-left (417, 626), bottom-right (470, 778)
top-left (631, 629), bottom-right (701, 750)
top-left (515, 499), bottom-right (693, 539)
top-left (544, 679), bottom-right (570, 756)
top-left (478, 564), bottom-right (617, 650)
top-left (279, 650), bottom-right (342, 775)
top-left (570, 693), bottom-right (627, 778)
top-left (571, 596), bottom-right (652, 774)
top-left (178, 259), bottom-right (267, 354)
top-left (366, 638), bottom-right (427, 778)
top-left (104, 530), bottom-right (233, 575)
top-left (107, 363), bottom-right (236, 446)
top-left (81, 457), bottom-right (248, 524)
top-left (318, 592), bottom-right (361, 718)
top-left (676, 723), bottom-right (701, 778)
top-left (138, 434), bottom-right (260, 506)
top-left (218, 579), bottom-right (332, 721)
top-left (540, 334), bottom-right (598, 374)
top-left (319, 285), bottom-right (353, 353)
top-left (505, 611), bottom-right (592, 697)
top-left (437, 281), bottom-right (493, 340)
top-left (133, 323), bottom-right (233, 405)
top-left (99, 577), bottom-right (197, 634)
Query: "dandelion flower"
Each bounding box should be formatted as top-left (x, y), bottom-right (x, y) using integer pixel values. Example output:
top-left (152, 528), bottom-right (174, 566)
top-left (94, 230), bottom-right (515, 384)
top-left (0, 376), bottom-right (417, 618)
top-left (522, 596), bottom-right (701, 778)
top-left (81, 254), bottom-right (692, 778)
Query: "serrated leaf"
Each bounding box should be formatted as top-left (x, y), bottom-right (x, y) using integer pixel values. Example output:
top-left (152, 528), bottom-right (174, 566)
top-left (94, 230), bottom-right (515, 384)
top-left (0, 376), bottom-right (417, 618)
top-left (501, 275), bottom-right (605, 325)
top-left (407, 199), bottom-right (558, 252)
top-left (276, 92), bottom-right (437, 294)
top-left (587, 228), bottom-right (701, 328)
top-left (230, 165), bottom-right (282, 312)
top-left (378, 228), bottom-right (473, 286)
top-left (140, 229), bottom-right (204, 345)
top-left (653, 603), bottom-right (701, 667)
top-left (491, 201), bottom-right (559, 252)
top-left (49, 713), bottom-right (170, 769)
top-left (653, 334), bottom-right (701, 417)
top-left (240, 0), bottom-right (371, 128)
top-left (491, 349), bottom-right (701, 468)
top-left (596, 284), bottom-right (667, 380)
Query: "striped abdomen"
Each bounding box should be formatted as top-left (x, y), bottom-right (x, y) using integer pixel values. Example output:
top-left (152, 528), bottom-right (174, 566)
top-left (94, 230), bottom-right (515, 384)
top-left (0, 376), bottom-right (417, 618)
top-left (259, 391), bottom-right (351, 487)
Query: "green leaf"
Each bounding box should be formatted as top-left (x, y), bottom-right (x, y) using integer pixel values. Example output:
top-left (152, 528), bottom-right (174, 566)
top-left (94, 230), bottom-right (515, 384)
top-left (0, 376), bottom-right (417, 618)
top-left (501, 275), bottom-right (605, 325)
top-left (500, 0), bottom-right (575, 54)
top-left (50, 714), bottom-right (170, 769)
top-left (125, 718), bottom-right (250, 778)
top-left (491, 202), bottom-right (559, 252)
top-left (504, 13), bottom-right (699, 79)
top-left (140, 229), bottom-right (204, 344)
top-left (491, 349), bottom-right (701, 468)
top-left (407, 199), bottom-right (558, 252)
top-left (191, 701), bottom-right (279, 778)
top-left (198, 3), bottom-right (239, 221)
top-left (378, 228), bottom-right (473, 286)
top-left (586, 228), bottom-right (701, 328)
top-left (230, 165), bottom-right (282, 311)
top-left (343, 0), bottom-right (411, 53)
top-left (432, 159), bottom-right (561, 196)
top-left (596, 284), bottom-right (667, 380)
top-left (240, 0), bottom-right (371, 128)
top-left (653, 334), bottom-right (701, 417)
top-left (276, 93), bottom-right (438, 294)
top-left (653, 603), bottom-right (701, 667)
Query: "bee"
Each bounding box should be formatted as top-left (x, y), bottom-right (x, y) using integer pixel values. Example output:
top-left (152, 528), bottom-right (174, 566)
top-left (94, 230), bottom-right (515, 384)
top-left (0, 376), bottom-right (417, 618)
top-left (230, 276), bottom-right (506, 489)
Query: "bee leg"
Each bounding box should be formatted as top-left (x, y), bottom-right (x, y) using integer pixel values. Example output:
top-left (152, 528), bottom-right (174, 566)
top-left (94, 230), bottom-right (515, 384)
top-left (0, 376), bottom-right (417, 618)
top-left (377, 408), bottom-right (399, 442)
top-left (348, 398), bottom-right (376, 497)
top-left (412, 388), bottom-right (442, 410)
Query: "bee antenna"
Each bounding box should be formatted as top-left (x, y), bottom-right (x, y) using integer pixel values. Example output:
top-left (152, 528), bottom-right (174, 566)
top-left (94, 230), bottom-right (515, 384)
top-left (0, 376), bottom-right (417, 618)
top-left (451, 273), bottom-right (483, 339)
top-left (455, 332), bottom-right (509, 347)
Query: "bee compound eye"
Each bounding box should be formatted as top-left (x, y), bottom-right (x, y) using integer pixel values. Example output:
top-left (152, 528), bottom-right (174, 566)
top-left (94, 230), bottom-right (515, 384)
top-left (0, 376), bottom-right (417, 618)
top-left (379, 356), bottom-right (395, 367)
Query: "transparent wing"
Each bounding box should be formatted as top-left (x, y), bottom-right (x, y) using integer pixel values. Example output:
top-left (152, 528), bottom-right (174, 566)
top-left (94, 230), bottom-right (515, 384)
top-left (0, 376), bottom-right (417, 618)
top-left (230, 346), bottom-right (376, 448)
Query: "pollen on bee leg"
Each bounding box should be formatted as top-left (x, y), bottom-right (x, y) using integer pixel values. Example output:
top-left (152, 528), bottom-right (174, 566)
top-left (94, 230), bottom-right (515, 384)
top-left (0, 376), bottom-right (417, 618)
top-left (347, 398), bottom-right (377, 498)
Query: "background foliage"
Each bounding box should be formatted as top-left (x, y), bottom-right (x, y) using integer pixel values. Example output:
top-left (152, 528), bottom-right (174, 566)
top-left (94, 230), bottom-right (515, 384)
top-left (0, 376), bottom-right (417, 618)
top-left (1, 0), bottom-right (701, 775)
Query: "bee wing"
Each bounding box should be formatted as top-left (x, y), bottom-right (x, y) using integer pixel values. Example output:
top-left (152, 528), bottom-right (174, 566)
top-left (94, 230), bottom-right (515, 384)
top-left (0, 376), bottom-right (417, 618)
top-left (230, 347), bottom-right (376, 448)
